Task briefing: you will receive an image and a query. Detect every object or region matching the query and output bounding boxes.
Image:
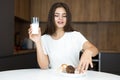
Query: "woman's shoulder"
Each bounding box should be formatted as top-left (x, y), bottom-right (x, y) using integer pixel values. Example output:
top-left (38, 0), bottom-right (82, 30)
top-left (66, 31), bottom-right (86, 40)
top-left (67, 31), bottom-right (81, 36)
top-left (72, 31), bottom-right (80, 34)
top-left (41, 34), bottom-right (50, 39)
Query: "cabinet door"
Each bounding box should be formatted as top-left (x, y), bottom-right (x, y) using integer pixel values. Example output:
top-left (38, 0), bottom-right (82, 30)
top-left (31, 0), bottom-right (100, 22)
top-left (31, 0), bottom-right (48, 22)
top-left (114, 0), bottom-right (120, 21)
top-left (15, 0), bottom-right (30, 21)
top-left (0, 0), bottom-right (14, 57)
top-left (71, 0), bottom-right (100, 22)
top-left (64, 0), bottom-right (100, 22)
top-left (31, 0), bottom-right (64, 22)
top-left (30, 0), bottom-right (120, 22)
top-left (99, 0), bottom-right (115, 21)
top-left (101, 53), bottom-right (120, 75)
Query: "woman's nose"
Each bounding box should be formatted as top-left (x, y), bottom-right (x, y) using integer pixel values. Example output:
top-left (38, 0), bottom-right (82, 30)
top-left (58, 16), bottom-right (63, 20)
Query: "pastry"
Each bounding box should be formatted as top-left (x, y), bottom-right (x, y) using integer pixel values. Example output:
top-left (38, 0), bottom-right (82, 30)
top-left (60, 64), bottom-right (75, 74)
top-left (60, 64), bottom-right (68, 72)
top-left (66, 65), bottom-right (75, 73)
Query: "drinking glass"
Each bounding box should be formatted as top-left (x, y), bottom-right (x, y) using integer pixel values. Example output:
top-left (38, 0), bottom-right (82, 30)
top-left (31, 17), bottom-right (39, 34)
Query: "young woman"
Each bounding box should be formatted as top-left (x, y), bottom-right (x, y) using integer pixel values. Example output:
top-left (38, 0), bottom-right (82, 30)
top-left (28, 2), bottom-right (98, 73)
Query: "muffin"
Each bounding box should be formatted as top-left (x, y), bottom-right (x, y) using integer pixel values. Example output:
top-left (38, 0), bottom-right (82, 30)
top-left (66, 65), bottom-right (75, 73)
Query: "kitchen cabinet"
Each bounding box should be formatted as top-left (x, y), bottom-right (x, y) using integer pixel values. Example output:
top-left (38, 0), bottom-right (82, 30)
top-left (70, 0), bottom-right (100, 22)
top-left (30, 0), bottom-right (100, 22)
top-left (31, 0), bottom-right (61, 22)
top-left (31, 0), bottom-right (120, 22)
top-left (114, 0), bottom-right (120, 21)
top-left (99, 0), bottom-right (120, 21)
top-left (14, 0), bottom-right (31, 53)
top-left (14, 18), bottom-right (33, 53)
top-left (31, 0), bottom-right (46, 21)
top-left (101, 52), bottom-right (120, 75)
top-left (99, 0), bottom-right (115, 21)
top-left (15, 0), bottom-right (30, 21)
top-left (76, 0), bottom-right (120, 22)
top-left (0, 52), bottom-right (39, 71)
top-left (0, 0), bottom-right (14, 57)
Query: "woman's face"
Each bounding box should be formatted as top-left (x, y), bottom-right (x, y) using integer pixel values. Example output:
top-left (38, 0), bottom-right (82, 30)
top-left (54, 7), bottom-right (67, 29)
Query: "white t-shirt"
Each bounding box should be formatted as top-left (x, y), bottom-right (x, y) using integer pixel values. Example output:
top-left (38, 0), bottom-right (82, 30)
top-left (41, 31), bottom-right (87, 69)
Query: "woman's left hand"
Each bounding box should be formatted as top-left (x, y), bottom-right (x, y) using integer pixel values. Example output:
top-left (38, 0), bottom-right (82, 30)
top-left (77, 49), bottom-right (93, 73)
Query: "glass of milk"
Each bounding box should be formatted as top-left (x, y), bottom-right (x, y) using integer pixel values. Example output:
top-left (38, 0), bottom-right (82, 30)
top-left (31, 17), bottom-right (39, 34)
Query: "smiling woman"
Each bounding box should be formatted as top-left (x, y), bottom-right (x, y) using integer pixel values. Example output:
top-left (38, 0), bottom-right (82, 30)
top-left (28, 2), bottom-right (98, 73)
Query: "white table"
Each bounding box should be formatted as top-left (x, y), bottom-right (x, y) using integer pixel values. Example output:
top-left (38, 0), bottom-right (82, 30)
top-left (0, 69), bottom-right (120, 80)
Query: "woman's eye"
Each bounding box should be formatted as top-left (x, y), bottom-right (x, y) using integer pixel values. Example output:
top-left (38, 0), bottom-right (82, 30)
top-left (63, 15), bottom-right (67, 17)
top-left (54, 15), bottom-right (59, 17)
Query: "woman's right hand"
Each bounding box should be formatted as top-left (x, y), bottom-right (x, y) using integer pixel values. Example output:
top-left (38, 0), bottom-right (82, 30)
top-left (28, 25), bottom-right (41, 43)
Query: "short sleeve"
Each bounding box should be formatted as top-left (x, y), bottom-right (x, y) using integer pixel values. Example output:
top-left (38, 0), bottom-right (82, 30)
top-left (73, 31), bottom-right (88, 50)
top-left (77, 32), bottom-right (87, 46)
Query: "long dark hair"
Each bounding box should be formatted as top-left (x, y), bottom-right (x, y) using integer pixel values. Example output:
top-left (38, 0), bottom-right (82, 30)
top-left (43, 2), bottom-right (74, 35)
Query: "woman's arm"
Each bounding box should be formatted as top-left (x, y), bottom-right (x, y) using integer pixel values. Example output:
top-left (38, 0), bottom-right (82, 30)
top-left (28, 27), bottom-right (49, 69)
top-left (35, 41), bottom-right (49, 69)
top-left (77, 41), bottom-right (99, 73)
top-left (83, 41), bottom-right (98, 57)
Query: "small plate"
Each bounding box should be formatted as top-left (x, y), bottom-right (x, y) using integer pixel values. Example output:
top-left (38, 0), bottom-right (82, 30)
top-left (59, 72), bottom-right (86, 78)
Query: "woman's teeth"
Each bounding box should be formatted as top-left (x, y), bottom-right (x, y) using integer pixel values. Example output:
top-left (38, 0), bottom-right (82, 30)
top-left (58, 21), bottom-right (63, 24)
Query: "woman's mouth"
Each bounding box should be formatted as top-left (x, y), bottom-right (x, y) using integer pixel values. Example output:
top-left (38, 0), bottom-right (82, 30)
top-left (58, 21), bottom-right (64, 24)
